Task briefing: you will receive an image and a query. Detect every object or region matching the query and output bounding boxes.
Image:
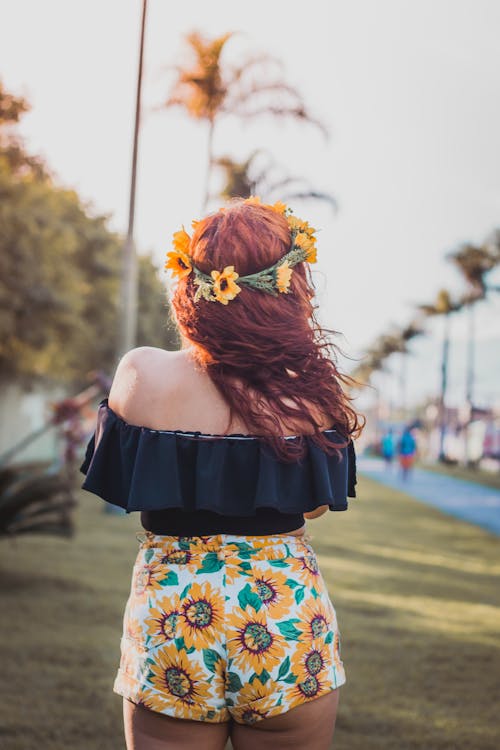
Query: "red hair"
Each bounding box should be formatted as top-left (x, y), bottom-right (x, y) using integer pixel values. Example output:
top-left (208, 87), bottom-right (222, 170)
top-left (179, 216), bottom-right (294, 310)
top-left (171, 200), bottom-right (365, 462)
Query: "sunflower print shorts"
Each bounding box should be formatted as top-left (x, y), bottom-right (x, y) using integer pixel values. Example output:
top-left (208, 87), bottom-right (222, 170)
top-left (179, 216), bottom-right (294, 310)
top-left (113, 530), bottom-right (346, 725)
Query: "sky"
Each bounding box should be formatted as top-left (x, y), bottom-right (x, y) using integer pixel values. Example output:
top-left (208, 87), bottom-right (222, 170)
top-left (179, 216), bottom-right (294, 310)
top-left (2, 0), bottom-right (500, 410)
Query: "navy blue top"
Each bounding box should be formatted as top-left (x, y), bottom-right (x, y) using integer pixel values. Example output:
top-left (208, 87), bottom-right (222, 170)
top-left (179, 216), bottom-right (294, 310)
top-left (80, 399), bottom-right (357, 535)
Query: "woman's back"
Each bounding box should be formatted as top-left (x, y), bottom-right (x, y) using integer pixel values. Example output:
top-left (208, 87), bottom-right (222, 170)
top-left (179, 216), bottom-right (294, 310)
top-left (108, 345), bottom-right (333, 438)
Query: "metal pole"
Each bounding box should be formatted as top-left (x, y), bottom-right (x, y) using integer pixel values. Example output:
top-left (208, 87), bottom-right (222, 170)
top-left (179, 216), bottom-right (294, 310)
top-left (118, 0), bottom-right (148, 359)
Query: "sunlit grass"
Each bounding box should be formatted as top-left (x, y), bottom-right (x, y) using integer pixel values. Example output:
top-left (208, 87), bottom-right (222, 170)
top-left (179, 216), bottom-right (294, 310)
top-left (0, 478), bottom-right (499, 749)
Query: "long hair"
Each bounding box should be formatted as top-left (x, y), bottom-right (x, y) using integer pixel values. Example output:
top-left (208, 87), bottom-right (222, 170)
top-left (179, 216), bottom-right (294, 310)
top-left (170, 199), bottom-right (365, 462)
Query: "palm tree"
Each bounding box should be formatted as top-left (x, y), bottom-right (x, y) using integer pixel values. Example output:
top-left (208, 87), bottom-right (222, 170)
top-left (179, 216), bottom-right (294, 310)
top-left (398, 319), bottom-right (426, 414)
top-left (213, 151), bottom-right (337, 210)
top-left (447, 241), bottom-right (500, 464)
top-left (483, 229), bottom-right (500, 288)
top-left (417, 289), bottom-right (462, 461)
top-left (163, 32), bottom-right (327, 209)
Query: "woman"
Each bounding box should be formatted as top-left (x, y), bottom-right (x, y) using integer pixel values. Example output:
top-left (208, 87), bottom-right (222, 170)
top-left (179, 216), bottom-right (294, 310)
top-left (81, 197), bottom-right (365, 749)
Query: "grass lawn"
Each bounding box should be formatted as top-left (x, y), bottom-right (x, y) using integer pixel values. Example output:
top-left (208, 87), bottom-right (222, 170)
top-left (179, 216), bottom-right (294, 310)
top-left (0, 479), bottom-right (499, 749)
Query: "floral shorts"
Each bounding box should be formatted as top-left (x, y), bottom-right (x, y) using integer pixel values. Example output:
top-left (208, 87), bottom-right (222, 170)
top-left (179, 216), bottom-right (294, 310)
top-left (113, 530), bottom-right (346, 724)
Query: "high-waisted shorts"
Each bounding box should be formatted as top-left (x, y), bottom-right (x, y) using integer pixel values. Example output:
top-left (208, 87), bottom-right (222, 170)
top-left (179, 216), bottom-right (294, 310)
top-left (113, 531), bottom-right (346, 724)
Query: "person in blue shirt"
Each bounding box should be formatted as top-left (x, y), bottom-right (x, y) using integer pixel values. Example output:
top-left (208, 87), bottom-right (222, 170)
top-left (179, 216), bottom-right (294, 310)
top-left (398, 426), bottom-right (417, 480)
top-left (381, 428), bottom-right (396, 469)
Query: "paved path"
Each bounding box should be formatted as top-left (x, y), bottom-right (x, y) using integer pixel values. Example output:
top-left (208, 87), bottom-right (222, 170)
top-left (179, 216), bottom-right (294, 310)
top-left (358, 457), bottom-right (500, 536)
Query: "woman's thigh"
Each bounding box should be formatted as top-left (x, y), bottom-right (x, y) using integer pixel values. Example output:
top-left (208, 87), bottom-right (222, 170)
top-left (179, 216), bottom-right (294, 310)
top-left (123, 699), bottom-right (230, 750)
top-left (231, 689), bottom-right (339, 750)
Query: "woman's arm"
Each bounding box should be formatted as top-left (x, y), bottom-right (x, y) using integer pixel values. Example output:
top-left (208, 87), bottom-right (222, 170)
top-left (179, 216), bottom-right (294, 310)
top-left (303, 504), bottom-right (329, 520)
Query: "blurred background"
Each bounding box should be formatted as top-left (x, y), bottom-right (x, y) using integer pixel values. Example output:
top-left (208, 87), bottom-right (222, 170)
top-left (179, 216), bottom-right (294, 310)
top-left (0, 2), bottom-right (499, 749)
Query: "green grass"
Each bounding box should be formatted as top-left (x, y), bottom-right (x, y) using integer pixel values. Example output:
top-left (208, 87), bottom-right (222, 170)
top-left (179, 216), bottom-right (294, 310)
top-left (415, 459), bottom-right (500, 490)
top-left (0, 481), bottom-right (499, 749)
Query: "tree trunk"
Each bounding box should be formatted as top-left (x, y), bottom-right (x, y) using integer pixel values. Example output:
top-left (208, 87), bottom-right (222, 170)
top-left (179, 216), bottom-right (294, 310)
top-left (399, 352), bottom-right (407, 419)
top-left (438, 312), bottom-right (450, 462)
top-left (117, 0), bottom-right (148, 360)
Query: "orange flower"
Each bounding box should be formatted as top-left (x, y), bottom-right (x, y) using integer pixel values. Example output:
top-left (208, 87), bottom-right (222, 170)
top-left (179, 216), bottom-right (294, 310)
top-left (230, 679), bottom-right (281, 724)
top-left (227, 609), bottom-right (286, 674)
top-left (165, 249), bottom-right (193, 279)
top-left (173, 227), bottom-right (191, 253)
top-left (276, 261), bottom-right (293, 294)
top-left (288, 216), bottom-right (310, 232)
top-left (132, 562), bottom-right (166, 600)
top-left (290, 640), bottom-right (331, 682)
top-left (165, 227), bottom-right (193, 279)
top-left (287, 552), bottom-right (322, 589)
top-left (210, 265), bottom-right (241, 305)
top-left (294, 232), bottom-right (317, 263)
top-left (251, 568), bottom-right (295, 618)
top-left (180, 581), bottom-right (225, 650)
top-left (270, 201), bottom-right (287, 215)
top-left (295, 598), bottom-right (334, 643)
top-left (285, 671), bottom-right (332, 704)
top-left (144, 593), bottom-right (182, 647)
top-left (146, 646), bottom-right (212, 712)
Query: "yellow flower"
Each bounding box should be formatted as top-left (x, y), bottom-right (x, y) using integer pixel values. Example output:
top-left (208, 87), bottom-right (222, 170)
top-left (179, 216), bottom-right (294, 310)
top-left (290, 640), bottom-right (331, 683)
top-left (305, 245), bottom-right (317, 263)
top-left (230, 679), bottom-right (281, 725)
top-left (295, 599), bottom-right (334, 643)
top-left (227, 609), bottom-right (286, 674)
top-left (251, 568), bottom-right (295, 619)
top-left (244, 195), bottom-right (262, 206)
top-left (276, 261), bottom-right (293, 294)
top-left (144, 594), bottom-right (182, 647)
top-left (145, 646), bottom-right (212, 712)
top-left (294, 232), bottom-right (317, 263)
top-left (172, 227), bottom-right (191, 254)
top-left (270, 201), bottom-right (287, 215)
top-left (132, 562), bottom-right (166, 600)
top-left (285, 670), bottom-right (331, 704)
top-left (165, 227), bottom-right (193, 279)
top-left (159, 548), bottom-right (199, 574)
top-left (180, 581), bottom-right (225, 650)
top-left (224, 560), bottom-right (249, 586)
top-left (125, 617), bottom-right (144, 643)
top-left (165, 249), bottom-right (193, 279)
top-left (287, 552), bottom-right (322, 589)
top-left (287, 215), bottom-right (309, 232)
top-left (211, 265), bottom-right (241, 305)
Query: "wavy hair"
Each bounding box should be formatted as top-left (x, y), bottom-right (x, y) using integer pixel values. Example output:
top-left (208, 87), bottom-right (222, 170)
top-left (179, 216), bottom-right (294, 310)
top-left (170, 199), bottom-right (365, 462)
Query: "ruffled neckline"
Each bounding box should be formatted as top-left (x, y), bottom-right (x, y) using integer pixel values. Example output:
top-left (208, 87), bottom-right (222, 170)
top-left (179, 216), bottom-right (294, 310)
top-left (80, 398), bottom-right (357, 516)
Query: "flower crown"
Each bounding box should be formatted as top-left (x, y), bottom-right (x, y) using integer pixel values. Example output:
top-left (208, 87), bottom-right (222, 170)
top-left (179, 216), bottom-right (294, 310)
top-left (164, 196), bottom-right (318, 305)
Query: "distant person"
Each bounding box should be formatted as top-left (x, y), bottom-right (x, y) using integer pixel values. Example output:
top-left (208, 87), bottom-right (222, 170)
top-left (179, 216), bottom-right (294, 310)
top-left (381, 428), bottom-right (396, 469)
top-left (398, 426), bottom-right (417, 480)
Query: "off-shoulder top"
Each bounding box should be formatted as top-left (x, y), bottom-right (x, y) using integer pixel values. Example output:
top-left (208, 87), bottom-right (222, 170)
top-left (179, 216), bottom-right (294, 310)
top-left (80, 398), bottom-right (357, 535)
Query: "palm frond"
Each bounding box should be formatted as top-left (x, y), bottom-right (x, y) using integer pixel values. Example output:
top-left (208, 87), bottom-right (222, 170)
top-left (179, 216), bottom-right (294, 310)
top-left (281, 190), bottom-right (337, 213)
top-left (0, 467), bottom-right (76, 538)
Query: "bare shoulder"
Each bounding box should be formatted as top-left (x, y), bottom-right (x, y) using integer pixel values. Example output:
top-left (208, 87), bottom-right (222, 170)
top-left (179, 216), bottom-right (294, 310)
top-left (108, 347), bottom-right (190, 426)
